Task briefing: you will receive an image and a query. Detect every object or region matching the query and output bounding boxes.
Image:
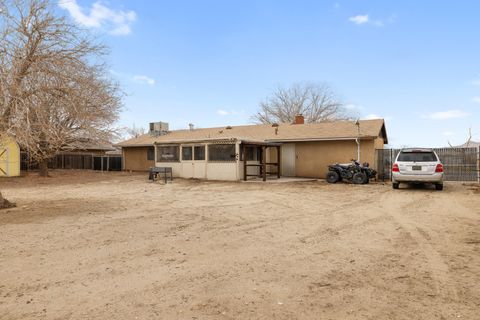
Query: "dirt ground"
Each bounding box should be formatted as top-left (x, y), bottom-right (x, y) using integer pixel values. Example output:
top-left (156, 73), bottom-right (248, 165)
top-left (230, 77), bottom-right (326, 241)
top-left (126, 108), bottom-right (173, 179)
top-left (0, 171), bottom-right (479, 320)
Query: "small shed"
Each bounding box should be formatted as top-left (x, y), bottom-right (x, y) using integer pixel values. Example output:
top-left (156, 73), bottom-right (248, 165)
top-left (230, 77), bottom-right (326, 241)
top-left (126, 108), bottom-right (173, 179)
top-left (0, 136), bottom-right (20, 177)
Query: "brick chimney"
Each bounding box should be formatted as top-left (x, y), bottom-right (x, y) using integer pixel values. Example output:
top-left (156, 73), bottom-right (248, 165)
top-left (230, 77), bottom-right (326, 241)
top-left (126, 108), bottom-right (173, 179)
top-left (294, 114), bottom-right (305, 124)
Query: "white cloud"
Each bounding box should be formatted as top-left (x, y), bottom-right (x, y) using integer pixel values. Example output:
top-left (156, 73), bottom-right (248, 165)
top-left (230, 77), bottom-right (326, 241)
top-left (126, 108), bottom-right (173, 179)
top-left (217, 109), bottom-right (243, 116)
top-left (344, 104), bottom-right (365, 111)
top-left (363, 114), bottom-right (380, 119)
top-left (472, 96), bottom-right (480, 103)
top-left (363, 114), bottom-right (393, 121)
top-left (133, 75), bottom-right (155, 86)
top-left (349, 15), bottom-right (369, 25)
top-left (442, 131), bottom-right (454, 137)
top-left (349, 14), bottom-right (395, 27)
top-left (471, 80), bottom-right (480, 86)
top-left (426, 109), bottom-right (469, 120)
top-left (58, 0), bottom-right (136, 36)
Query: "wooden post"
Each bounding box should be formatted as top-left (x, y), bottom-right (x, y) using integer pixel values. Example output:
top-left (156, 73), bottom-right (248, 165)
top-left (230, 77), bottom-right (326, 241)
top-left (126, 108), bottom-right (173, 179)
top-left (262, 146), bottom-right (266, 181)
top-left (243, 143), bottom-right (247, 181)
top-left (277, 145), bottom-right (281, 178)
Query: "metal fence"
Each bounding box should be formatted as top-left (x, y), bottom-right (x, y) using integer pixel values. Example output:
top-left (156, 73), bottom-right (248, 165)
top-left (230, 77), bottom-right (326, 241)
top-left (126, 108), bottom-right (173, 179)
top-left (92, 156), bottom-right (122, 171)
top-left (376, 147), bottom-right (480, 182)
top-left (21, 152), bottom-right (122, 172)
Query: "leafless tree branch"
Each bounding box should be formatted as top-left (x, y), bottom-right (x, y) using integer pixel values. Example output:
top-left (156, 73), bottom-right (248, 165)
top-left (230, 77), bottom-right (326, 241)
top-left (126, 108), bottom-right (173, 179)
top-left (253, 82), bottom-right (352, 124)
top-left (0, 0), bottom-right (122, 180)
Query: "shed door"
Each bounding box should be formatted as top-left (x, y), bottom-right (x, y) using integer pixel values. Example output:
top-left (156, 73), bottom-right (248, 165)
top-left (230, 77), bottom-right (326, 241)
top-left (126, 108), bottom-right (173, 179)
top-left (0, 148), bottom-right (9, 176)
top-left (281, 143), bottom-right (296, 177)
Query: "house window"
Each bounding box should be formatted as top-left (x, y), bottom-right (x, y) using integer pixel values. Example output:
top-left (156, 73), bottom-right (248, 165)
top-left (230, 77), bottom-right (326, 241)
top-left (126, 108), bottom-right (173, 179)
top-left (182, 146), bottom-right (193, 161)
top-left (156, 145), bottom-right (179, 162)
top-left (194, 146), bottom-right (205, 160)
top-left (147, 147), bottom-right (155, 161)
top-left (208, 144), bottom-right (236, 162)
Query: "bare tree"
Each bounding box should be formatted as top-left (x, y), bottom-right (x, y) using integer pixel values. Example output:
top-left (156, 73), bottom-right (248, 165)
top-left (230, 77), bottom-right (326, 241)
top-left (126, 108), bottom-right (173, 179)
top-left (448, 128), bottom-right (473, 148)
top-left (0, 0), bottom-right (122, 178)
top-left (253, 82), bottom-right (350, 124)
top-left (125, 124), bottom-right (146, 139)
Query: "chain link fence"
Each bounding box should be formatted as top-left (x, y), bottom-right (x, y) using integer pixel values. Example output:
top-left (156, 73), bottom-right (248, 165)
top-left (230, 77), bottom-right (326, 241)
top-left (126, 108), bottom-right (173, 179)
top-left (21, 152), bottom-right (122, 172)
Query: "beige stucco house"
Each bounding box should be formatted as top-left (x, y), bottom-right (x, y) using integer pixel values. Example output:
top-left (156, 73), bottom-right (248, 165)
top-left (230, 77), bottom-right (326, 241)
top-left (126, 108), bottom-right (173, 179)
top-left (117, 117), bottom-right (388, 180)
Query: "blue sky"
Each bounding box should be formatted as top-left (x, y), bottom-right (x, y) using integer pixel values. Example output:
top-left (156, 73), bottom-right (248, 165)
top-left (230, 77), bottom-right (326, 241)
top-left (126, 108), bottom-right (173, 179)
top-left (58, 0), bottom-right (480, 147)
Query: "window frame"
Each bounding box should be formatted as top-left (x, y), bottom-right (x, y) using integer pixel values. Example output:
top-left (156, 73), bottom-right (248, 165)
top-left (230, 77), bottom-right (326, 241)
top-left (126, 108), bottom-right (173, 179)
top-left (193, 145), bottom-right (206, 161)
top-left (182, 146), bottom-right (193, 161)
top-left (156, 145), bottom-right (180, 162)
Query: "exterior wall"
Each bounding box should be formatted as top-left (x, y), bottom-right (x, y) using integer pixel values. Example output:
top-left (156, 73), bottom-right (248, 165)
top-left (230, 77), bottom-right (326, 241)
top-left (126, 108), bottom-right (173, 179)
top-left (128, 138), bottom-right (384, 180)
top-left (0, 137), bottom-right (21, 177)
top-left (207, 162), bottom-right (240, 180)
top-left (359, 139), bottom-right (376, 169)
top-left (123, 147), bottom-right (154, 171)
top-left (294, 140), bottom-right (377, 178)
top-left (374, 137), bottom-right (385, 150)
top-left (151, 161), bottom-right (183, 177)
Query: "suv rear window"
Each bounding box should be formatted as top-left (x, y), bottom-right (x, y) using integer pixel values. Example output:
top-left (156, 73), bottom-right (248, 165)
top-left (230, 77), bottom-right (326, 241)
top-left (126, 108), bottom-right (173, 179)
top-left (397, 151), bottom-right (438, 162)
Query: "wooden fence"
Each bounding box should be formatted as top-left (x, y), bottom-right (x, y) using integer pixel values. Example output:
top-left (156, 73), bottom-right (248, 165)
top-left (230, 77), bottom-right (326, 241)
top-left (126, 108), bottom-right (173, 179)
top-left (376, 147), bottom-right (479, 182)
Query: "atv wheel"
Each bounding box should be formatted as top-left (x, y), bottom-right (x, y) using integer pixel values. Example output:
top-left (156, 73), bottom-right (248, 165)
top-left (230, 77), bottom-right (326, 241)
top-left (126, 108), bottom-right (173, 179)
top-left (352, 172), bottom-right (366, 184)
top-left (326, 171), bottom-right (339, 183)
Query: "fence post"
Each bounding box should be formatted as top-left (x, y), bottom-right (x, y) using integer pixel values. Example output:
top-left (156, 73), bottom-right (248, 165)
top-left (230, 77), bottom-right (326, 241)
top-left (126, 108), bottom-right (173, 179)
top-left (478, 146), bottom-right (480, 183)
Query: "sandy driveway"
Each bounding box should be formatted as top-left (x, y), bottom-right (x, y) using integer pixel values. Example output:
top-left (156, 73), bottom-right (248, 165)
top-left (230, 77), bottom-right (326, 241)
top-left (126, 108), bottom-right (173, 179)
top-left (0, 172), bottom-right (479, 319)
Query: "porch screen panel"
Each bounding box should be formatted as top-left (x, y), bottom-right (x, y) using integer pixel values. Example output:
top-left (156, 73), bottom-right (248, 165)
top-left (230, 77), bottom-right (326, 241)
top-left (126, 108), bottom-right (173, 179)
top-left (156, 145), bottom-right (179, 162)
top-left (242, 146), bottom-right (259, 161)
top-left (182, 146), bottom-right (193, 161)
top-left (194, 146), bottom-right (205, 160)
top-left (208, 144), bottom-right (236, 162)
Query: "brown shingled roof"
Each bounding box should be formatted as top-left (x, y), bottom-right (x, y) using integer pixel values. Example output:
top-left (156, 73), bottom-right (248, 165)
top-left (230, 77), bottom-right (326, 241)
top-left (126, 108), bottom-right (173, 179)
top-left (116, 119), bottom-right (387, 147)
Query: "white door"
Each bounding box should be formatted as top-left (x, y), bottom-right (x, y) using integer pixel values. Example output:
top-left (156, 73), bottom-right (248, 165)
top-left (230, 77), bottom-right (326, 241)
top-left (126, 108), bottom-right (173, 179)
top-left (182, 162), bottom-right (194, 178)
top-left (281, 143), bottom-right (296, 177)
top-left (193, 162), bottom-right (206, 179)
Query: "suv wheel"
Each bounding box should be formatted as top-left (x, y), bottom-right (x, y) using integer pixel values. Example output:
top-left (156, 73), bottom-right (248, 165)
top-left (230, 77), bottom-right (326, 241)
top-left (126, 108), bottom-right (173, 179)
top-left (435, 184), bottom-right (443, 191)
top-left (392, 182), bottom-right (399, 189)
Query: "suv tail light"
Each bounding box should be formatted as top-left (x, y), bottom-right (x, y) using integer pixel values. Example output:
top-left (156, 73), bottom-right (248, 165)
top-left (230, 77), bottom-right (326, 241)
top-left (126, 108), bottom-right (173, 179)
top-left (392, 163), bottom-right (399, 172)
top-left (435, 164), bottom-right (443, 173)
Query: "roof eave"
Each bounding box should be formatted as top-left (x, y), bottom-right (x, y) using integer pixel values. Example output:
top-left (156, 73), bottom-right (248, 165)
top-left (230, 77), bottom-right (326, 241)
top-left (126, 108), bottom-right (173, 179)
top-left (267, 136), bottom-right (377, 143)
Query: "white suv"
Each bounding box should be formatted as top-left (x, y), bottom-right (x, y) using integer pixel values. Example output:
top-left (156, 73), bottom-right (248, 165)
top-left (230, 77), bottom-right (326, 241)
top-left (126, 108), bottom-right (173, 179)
top-left (392, 148), bottom-right (444, 190)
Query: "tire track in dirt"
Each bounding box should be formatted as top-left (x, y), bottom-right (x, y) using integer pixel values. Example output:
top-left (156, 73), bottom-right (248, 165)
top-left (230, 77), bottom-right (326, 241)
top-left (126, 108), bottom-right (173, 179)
top-left (379, 191), bottom-right (459, 302)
